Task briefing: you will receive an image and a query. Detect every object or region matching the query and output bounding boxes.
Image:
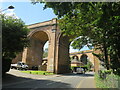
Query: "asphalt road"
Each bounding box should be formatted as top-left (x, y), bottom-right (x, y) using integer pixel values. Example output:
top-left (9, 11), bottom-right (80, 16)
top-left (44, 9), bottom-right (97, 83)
top-left (2, 69), bottom-right (96, 89)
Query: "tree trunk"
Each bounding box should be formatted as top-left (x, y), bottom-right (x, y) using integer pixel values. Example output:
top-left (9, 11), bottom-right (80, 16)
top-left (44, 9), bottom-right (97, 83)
top-left (103, 43), bottom-right (110, 70)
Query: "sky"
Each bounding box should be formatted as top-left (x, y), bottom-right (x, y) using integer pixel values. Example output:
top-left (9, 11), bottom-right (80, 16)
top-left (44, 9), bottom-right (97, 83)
top-left (1, 1), bottom-right (90, 52)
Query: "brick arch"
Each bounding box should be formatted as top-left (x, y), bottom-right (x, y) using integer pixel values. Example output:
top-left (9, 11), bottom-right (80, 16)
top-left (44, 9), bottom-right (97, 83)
top-left (22, 19), bottom-right (59, 72)
top-left (28, 29), bottom-right (51, 44)
top-left (70, 50), bottom-right (95, 67)
top-left (80, 54), bottom-right (88, 65)
top-left (72, 55), bottom-right (79, 60)
top-left (23, 31), bottom-right (51, 70)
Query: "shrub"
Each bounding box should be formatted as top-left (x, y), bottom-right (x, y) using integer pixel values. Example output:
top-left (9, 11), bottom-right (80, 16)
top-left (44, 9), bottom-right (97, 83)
top-left (95, 70), bottom-right (120, 88)
top-left (1, 14), bottom-right (29, 74)
top-left (98, 70), bottom-right (112, 79)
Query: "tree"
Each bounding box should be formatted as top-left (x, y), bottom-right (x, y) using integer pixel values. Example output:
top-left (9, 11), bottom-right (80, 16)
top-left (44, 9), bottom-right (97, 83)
top-left (43, 48), bottom-right (48, 58)
top-left (1, 14), bottom-right (29, 74)
top-left (32, 2), bottom-right (120, 75)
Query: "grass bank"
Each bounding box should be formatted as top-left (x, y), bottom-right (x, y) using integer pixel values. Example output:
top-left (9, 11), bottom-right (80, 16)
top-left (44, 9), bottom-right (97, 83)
top-left (95, 71), bottom-right (120, 88)
top-left (21, 71), bottom-right (54, 75)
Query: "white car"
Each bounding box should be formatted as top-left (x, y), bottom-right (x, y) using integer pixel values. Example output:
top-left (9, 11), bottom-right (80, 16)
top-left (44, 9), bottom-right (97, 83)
top-left (11, 62), bottom-right (28, 70)
top-left (76, 67), bottom-right (85, 74)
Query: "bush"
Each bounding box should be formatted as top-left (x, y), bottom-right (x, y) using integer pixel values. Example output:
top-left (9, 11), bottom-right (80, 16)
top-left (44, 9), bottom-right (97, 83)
top-left (95, 70), bottom-right (120, 88)
top-left (98, 70), bottom-right (112, 79)
top-left (2, 59), bottom-right (12, 75)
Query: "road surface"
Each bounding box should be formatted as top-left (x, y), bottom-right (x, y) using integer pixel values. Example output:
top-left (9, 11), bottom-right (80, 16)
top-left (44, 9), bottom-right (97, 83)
top-left (2, 69), bottom-right (96, 89)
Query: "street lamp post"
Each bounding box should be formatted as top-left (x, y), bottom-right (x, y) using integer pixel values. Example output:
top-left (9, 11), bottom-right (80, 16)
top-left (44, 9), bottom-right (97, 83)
top-left (0, 5), bottom-right (14, 12)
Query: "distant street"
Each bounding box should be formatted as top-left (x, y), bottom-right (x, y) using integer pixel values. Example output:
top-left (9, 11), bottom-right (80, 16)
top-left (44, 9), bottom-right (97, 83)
top-left (2, 69), bottom-right (96, 89)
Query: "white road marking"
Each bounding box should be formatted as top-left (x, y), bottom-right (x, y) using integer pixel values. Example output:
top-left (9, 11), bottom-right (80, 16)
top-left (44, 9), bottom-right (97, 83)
top-left (32, 78), bottom-right (47, 80)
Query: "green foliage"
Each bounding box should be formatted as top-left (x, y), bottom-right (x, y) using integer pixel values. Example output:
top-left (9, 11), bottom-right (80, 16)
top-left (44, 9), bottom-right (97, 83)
top-left (1, 14), bottom-right (29, 73)
top-left (43, 48), bottom-right (48, 58)
top-left (33, 2), bottom-right (120, 74)
top-left (60, 2), bottom-right (120, 72)
top-left (21, 71), bottom-right (54, 75)
top-left (2, 14), bottom-right (29, 59)
top-left (87, 60), bottom-right (93, 71)
top-left (92, 52), bottom-right (104, 62)
top-left (31, 1), bottom-right (77, 18)
top-left (98, 70), bottom-right (112, 79)
top-left (95, 74), bottom-right (108, 88)
top-left (95, 72), bottom-right (120, 88)
top-left (102, 70), bottom-right (113, 74)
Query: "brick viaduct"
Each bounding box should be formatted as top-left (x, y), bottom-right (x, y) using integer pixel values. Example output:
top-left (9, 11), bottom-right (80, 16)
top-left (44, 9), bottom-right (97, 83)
top-left (12, 18), bottom-right (100, 74)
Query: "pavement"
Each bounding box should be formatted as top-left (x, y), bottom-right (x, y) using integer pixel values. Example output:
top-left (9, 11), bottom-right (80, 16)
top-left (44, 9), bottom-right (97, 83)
top-left (2, 69), bottom-right (96, 89)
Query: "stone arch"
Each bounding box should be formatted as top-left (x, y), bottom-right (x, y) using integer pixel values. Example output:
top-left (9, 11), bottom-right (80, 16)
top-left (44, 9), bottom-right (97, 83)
top-left (23, 30), bottom-right (51, 70)
top-left (22, 19), bottom-right (58, 72)
top-left (70, 50), bottom-right (95, 69)
top-left (80, 54), bottom-right (88, 65)
top-left (28, 30), bottom-right (51, 44)
top-left (72, 55), bottom-right (79, 61)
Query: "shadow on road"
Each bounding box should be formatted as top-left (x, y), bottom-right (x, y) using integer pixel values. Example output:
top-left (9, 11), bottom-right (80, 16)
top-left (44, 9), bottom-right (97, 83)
top-left (2, 73), bottom-right (72, 90)
top-left (58, 72), bottom-right (94, 77)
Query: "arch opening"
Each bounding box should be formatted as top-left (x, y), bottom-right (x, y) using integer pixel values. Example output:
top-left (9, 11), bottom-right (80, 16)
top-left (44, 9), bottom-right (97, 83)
top-left (56, 33), bottom-right (95, 73)
top-left (42, 41), bottom-right (49, 71)
top-left (27, 31), bottom-right (50, 71)
top-left (80, 54), bottom-right (88, 65)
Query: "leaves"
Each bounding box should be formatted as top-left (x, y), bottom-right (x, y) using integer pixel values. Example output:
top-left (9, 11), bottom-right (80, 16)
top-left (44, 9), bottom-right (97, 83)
top-left (33, 2), bottom-right (120, 74)
top-left (1, 14), bottom-right (30, 60)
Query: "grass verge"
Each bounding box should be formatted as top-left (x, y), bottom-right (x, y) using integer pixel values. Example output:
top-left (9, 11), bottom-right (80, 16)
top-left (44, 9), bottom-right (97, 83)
top-left (95, 73), bottom-right (120, 88)
top-left (21, 70), bottom-right (54, 75)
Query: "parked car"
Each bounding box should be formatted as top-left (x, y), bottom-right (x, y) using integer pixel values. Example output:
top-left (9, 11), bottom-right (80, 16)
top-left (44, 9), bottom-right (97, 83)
top-left (11, 62), bottom-right (28, 70)
top-left (32, 66), bottom-right (38, 70)
top-left (76, 67), bottom-right (85, 74)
